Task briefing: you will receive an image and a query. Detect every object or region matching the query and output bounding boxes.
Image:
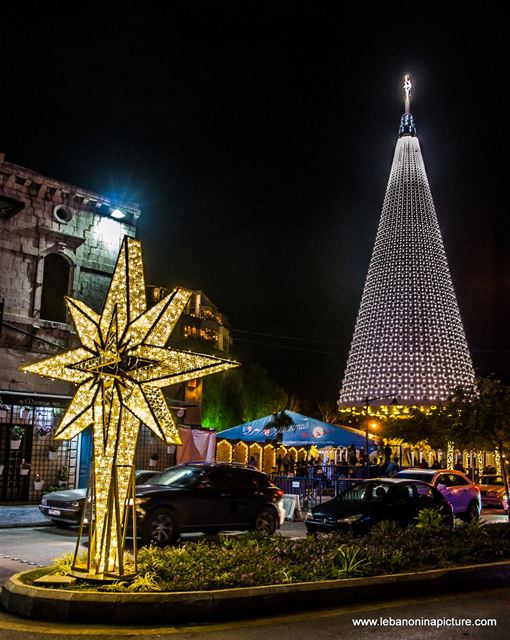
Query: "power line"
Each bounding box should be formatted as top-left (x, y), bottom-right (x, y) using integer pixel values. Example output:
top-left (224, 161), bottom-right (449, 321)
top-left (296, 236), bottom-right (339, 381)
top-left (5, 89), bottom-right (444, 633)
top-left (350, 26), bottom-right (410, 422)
top-left (233, 337), bottom-right (344, 356)
top-left (231, 328), bottom-right (350, 346)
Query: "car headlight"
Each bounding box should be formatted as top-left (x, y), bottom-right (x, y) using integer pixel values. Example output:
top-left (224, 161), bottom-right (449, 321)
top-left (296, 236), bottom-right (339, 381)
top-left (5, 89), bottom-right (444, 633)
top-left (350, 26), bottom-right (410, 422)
top-left (128, 497), bottom-right (148, 506)
top-left (69, 500), bottom-right (80, 508)
top-left (305, 512), bottom-right (313, 520)
top-left (335, 514), bottom-right (364, 524)
top-left (41, 497), bottom-right (47, 506)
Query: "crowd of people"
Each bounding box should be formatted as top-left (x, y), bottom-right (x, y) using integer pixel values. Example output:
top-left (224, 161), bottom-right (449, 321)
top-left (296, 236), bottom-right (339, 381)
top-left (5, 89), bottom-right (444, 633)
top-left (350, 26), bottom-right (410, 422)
top-left (251, 443), bottom-right (494, 483)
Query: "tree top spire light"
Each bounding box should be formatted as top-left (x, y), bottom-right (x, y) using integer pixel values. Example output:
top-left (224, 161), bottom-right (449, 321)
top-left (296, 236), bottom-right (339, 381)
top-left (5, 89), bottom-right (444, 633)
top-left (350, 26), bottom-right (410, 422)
top-left (403, 74), bottom-right (412, 113)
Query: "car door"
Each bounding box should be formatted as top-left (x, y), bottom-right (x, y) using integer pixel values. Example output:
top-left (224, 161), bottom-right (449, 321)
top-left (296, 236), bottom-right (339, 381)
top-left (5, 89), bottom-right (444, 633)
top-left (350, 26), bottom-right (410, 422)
top-left (434, 473), bottom-right (464, 514)
top-left (413, 482), bottom-right (437, 515)
top-left (188, 467), bottom-right (236, 528)
top-left (385, 483), bottom-right (416, 526)
top-left (447, 473), bottom-right (473, 512)
top-left (229, 468), bottom-right (266, 525)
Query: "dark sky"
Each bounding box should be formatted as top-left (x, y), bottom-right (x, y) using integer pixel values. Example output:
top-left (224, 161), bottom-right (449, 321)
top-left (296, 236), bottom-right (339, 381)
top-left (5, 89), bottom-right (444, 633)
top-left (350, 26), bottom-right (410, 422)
top-left (1, 4), bottom-right (508, 404)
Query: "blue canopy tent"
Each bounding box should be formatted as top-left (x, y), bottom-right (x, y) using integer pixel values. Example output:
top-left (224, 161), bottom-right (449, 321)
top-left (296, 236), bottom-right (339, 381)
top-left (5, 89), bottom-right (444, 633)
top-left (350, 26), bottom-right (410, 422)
top-left (217, 411), bottom-right (378, 450)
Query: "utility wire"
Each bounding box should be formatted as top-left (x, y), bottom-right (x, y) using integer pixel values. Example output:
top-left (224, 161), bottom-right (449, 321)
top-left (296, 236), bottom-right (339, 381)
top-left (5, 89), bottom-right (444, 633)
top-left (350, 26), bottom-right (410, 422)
top-left (233, 337), bottom-right (344, 356)
top-left (231, 328), bottom-right (350, 346)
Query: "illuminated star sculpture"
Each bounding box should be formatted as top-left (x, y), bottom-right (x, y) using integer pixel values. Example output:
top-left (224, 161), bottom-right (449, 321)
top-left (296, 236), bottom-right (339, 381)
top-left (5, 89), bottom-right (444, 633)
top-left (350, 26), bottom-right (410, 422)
top-left (22, 237), bottom-right (238, 579)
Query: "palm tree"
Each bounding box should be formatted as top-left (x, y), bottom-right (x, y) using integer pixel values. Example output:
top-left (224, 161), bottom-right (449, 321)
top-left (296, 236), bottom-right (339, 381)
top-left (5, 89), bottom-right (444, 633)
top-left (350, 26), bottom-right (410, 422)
top-left (265, 410), bottom-right (294, 442)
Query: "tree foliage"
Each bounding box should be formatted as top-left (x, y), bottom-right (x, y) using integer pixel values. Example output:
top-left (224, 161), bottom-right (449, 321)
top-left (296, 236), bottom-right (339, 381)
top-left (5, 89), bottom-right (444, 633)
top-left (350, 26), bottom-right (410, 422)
top-left (201, 363), bottom-right (288, 431)
top-left (446, 377), bottom-right (510, 454)
top-left (381, 377), bottom-right (510, 456)
top-left (264, 410), bottom-right (295, 434)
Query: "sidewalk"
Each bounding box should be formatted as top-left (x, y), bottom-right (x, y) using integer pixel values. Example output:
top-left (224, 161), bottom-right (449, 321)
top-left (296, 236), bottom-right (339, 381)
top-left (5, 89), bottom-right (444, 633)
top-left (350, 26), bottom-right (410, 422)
top-left (0, 505), bottom-right (50, 529)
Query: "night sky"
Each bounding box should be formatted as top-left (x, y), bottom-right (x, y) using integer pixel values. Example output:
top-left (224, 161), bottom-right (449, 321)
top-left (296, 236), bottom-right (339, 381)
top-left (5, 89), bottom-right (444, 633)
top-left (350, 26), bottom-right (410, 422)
top-left (1, 4), bottom-right (508, 404)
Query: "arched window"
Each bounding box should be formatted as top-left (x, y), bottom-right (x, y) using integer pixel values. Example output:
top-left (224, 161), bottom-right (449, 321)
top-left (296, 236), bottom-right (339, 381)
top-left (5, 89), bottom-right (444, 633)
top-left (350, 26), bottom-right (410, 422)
top-left (40, 254), bottom-right (70, 322)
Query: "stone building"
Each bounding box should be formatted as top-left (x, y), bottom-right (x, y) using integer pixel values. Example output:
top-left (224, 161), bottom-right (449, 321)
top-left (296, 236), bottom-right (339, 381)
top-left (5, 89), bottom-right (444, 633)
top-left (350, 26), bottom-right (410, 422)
top-left (0, 152), bottom-right (140, 501)
top-left (146, 286), bottom-right (233, 427)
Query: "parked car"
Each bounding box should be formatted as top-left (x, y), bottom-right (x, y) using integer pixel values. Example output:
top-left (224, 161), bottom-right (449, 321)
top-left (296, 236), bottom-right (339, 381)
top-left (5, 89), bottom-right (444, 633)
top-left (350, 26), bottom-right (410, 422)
top-left (394, 468), bottom-right (481, 521)
top-left (133, 462), bottom-right (286, 546)
top-left (304, 478), bottom-right (454, 536)
top-left (478, 474), bottom-right (506, 508)
top-left (39, 469), bottom-right (157, 527)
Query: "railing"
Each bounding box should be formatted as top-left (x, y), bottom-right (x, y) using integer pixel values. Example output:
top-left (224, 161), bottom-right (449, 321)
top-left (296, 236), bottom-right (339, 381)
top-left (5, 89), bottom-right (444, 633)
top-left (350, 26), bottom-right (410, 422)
top-left (270, 465), bottom-right (383, 503)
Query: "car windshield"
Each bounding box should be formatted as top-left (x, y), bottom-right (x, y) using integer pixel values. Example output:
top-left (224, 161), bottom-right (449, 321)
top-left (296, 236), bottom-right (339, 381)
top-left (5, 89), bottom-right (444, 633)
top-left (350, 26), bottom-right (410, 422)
top-left (148, 466), bottom-right (203, 488)
top-left (395, 472), bottom-right (433, 483)
top-left (480, 475), bottom-right (504, 485)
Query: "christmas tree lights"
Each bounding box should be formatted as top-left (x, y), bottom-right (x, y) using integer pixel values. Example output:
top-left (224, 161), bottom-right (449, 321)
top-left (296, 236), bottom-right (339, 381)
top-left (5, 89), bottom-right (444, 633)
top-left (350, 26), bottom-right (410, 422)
top-left (339, 77), bottom-right (475, 410)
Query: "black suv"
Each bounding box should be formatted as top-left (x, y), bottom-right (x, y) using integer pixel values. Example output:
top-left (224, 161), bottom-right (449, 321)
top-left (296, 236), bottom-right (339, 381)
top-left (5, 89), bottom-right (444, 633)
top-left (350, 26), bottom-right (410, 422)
top-left (134, 463), bottom-right (285, 546)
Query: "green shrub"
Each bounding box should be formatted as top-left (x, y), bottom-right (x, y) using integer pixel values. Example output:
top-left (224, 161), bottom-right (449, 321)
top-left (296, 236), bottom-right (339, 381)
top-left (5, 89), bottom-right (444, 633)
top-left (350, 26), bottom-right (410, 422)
top-left (414, 508), bottom-right (450, 534)
top-left (335, 545), bottom-right (370, 578)
top-left (36, 523), bottom-right (510, 592)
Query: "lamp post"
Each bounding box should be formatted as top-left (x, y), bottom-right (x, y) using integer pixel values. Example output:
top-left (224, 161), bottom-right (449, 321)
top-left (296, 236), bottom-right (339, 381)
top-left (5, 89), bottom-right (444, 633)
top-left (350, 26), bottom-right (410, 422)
top-left (364, 395), bottom-right (398, 478)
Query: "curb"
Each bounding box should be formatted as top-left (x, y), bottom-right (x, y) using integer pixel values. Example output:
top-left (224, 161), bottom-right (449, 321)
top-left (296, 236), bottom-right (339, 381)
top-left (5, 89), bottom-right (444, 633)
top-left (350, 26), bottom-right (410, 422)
top-left (0, 521), bottom-right (50, 530)
top-left (2, 560), bottom-right (510, 625)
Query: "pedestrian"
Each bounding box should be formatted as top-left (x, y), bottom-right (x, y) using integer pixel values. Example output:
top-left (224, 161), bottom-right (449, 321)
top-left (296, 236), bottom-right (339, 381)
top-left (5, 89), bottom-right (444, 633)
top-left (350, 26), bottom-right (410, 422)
top-left (386, 456), bottom-right (399, 476)
top-left (384, 443), bottom-right (392, 466)
top-left (276, 454), bottom-right (283, 474)
top-left (282, 453), bottom-right (290, 475)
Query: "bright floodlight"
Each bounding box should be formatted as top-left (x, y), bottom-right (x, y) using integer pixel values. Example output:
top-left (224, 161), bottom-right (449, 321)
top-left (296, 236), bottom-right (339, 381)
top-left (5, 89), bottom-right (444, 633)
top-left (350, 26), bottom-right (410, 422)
top-left (111, 208), bottom-right (125, 219)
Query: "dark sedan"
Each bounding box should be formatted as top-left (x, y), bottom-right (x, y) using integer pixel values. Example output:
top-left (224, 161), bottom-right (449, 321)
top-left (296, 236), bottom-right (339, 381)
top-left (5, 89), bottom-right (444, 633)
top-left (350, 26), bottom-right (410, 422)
top-left (305, 478), bottom-right (454, 536)
top-left (133, 462), bottom-right (285, 546)
top-left (39, 469), bottom-right (157, 527)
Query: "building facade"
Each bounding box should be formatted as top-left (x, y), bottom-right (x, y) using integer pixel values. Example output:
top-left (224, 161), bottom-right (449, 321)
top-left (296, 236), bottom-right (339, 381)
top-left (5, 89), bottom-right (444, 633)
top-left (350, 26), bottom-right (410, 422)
top-left (0, 153), bottom-right (140, 500)
top-left (338, 78), bottom-right (475, 414)
top-left (146, 286), bottom-right (233, 427)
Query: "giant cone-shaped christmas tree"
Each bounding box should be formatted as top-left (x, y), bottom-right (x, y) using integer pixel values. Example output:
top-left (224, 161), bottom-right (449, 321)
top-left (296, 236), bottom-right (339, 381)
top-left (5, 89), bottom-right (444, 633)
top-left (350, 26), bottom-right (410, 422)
top-left (338, 77), bottom-right (475, 410)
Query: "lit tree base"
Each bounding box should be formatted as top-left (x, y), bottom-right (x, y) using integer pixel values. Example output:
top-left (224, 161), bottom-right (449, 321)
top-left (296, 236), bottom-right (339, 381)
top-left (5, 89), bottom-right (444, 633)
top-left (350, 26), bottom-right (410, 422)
top-left (69, 569), bottom-right (137, 583)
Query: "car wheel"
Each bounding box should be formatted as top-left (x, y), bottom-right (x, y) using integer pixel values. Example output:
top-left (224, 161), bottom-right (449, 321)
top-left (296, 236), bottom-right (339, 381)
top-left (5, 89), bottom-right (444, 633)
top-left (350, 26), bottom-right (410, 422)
top-left (253, 506), bottom-right (278, 534)
top-left (142, 508), bottom-right (179, 546)
top-left (461, 501), bottom-right (480, 523)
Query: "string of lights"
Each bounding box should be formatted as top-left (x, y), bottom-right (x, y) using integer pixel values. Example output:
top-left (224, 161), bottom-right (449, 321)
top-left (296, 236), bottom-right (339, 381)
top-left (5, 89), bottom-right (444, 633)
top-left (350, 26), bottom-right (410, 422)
top-left (339, 77), bottom-right (475, 408)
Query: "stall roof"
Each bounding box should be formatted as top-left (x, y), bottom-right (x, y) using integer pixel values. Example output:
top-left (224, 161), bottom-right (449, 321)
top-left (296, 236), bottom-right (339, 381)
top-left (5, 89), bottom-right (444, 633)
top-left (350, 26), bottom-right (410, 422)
top-left (217, 411), bottom-right (378, 448)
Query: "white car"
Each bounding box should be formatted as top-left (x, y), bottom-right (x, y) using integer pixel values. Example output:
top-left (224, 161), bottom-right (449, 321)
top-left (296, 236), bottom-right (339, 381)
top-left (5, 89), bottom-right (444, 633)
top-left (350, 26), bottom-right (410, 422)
top-left (394, 468), bottom-right (481, 521)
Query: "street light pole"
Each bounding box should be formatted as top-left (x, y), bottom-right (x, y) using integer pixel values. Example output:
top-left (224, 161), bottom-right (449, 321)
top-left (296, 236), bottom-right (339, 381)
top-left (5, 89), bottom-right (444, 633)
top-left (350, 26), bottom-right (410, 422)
top-left (364, 394), bottom-right (398, 478)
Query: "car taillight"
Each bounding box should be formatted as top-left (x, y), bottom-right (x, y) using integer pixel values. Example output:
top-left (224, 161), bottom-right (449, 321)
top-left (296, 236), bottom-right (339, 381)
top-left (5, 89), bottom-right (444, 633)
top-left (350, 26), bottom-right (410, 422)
top-left (275, 489), bottom-right (284, 498)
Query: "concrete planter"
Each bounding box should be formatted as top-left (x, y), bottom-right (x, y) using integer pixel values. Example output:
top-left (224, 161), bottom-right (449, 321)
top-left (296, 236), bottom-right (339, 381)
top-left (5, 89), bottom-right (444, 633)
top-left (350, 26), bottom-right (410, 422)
top-left (10, 439), bottom-right (21, 450)
top-left (34, 481), bottom-right (44, 491)
top-left (2, 560), bottom-right (510, 625)
top-left (20, 468), bottom-right (30, 476)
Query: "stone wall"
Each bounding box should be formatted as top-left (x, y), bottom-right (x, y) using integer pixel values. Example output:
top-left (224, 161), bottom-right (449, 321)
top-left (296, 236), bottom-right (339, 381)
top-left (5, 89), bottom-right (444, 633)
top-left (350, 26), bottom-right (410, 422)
top-left (0, 153), bottom-right (140, 499)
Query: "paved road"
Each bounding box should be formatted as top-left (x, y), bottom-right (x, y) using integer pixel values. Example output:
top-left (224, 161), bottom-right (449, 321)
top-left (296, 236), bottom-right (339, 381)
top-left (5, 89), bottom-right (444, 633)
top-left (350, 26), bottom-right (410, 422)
top-left (0, 586), bottom-right (508, 639)
top-left (0, 520), bottom-right (307, 584)
top-left (0, 512), bottom-right (507, 584)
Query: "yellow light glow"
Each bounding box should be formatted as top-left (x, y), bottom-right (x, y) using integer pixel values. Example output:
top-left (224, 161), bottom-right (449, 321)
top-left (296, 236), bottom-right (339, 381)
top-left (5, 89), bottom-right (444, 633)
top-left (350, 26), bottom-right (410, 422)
top-left (495, 449), bottom-right (502, 475)
top-left (447, 441), bottom-right (454, 470)
top-left (22, 237), bottom-right (238, 579)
